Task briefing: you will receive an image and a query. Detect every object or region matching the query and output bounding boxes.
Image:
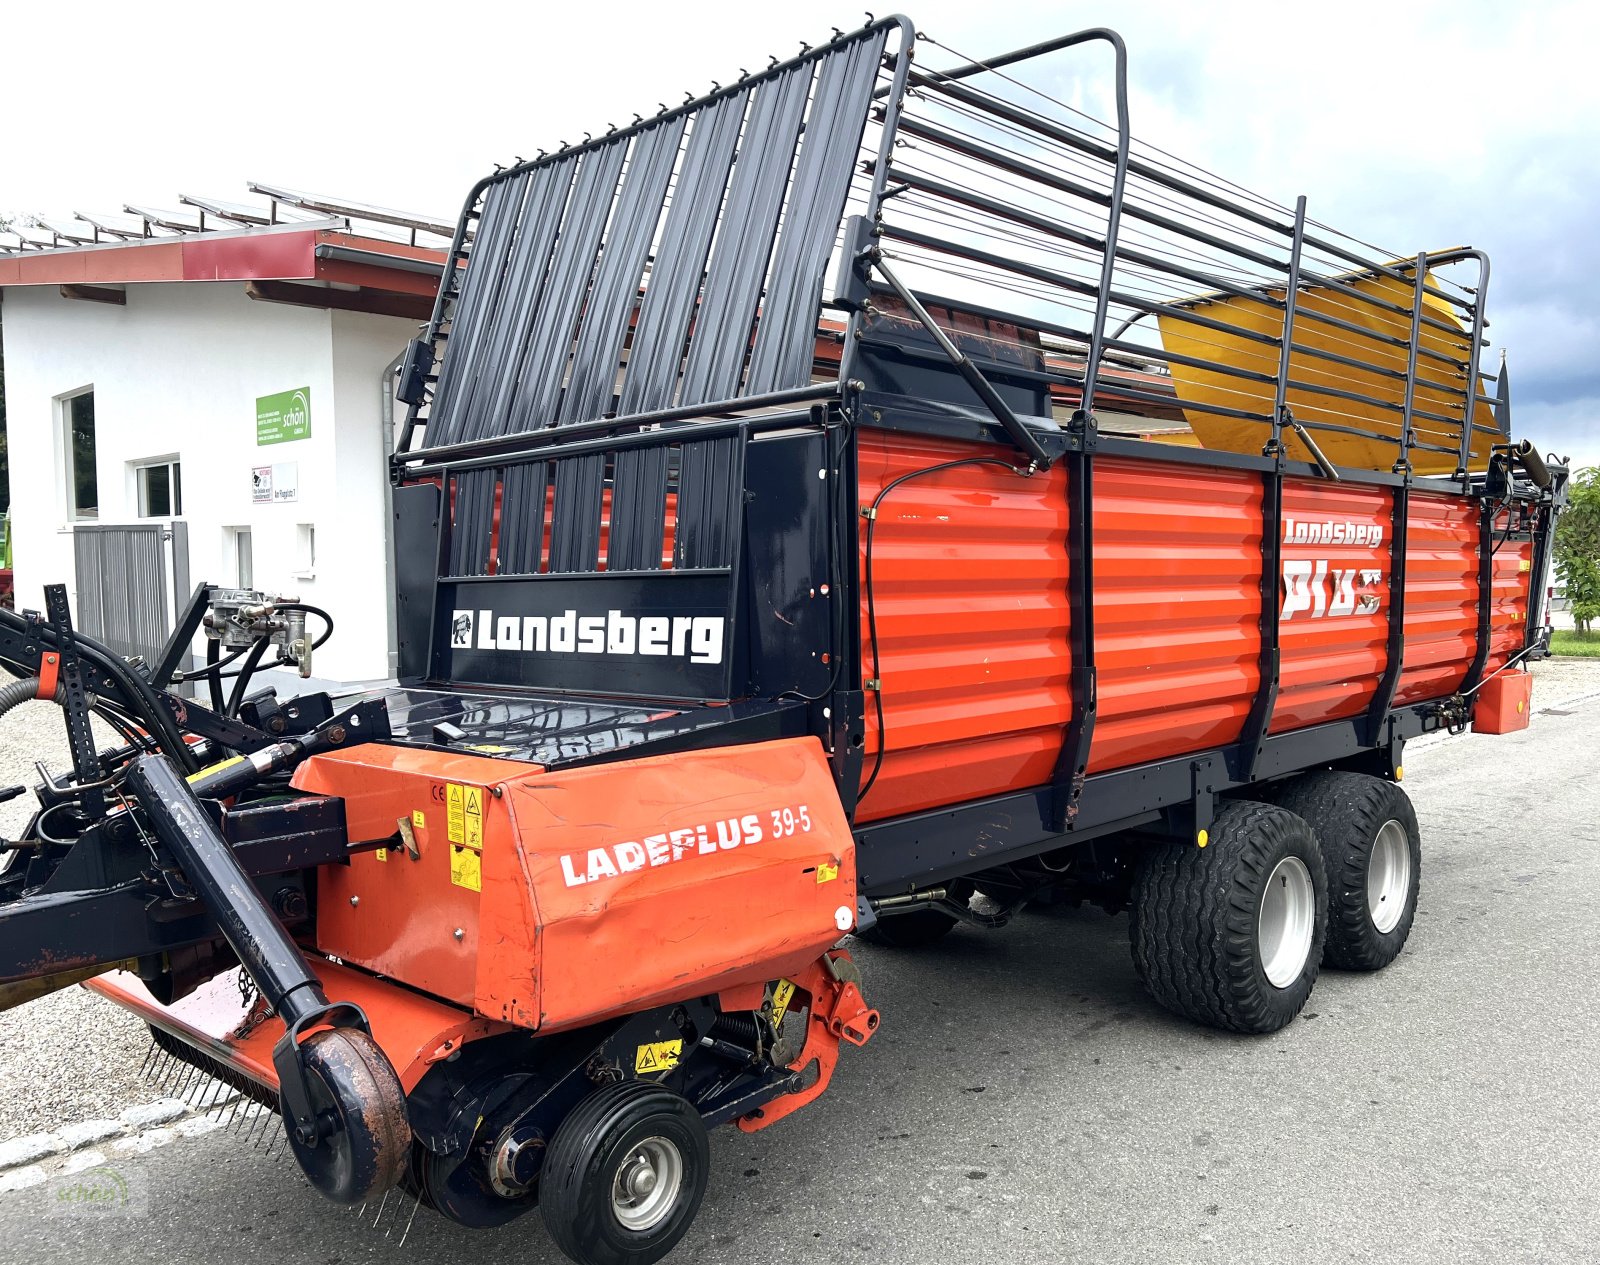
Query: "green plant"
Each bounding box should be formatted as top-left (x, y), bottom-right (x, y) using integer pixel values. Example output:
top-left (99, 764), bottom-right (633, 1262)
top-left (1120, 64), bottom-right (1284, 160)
top-left (1555, 467), bottom-right (1600, 633)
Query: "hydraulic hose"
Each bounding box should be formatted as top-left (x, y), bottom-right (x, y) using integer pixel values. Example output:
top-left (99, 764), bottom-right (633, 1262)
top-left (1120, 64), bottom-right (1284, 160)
top-left (0, 676), bottom-right (45, 722)
top-left (0, 609), bottom-right (198, 773)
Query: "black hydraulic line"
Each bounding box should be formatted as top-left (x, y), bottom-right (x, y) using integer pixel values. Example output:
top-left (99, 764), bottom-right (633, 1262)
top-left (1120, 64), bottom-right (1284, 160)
top-left (857, 457), bottom-right (1029, 809)
top-left (866, 252), bottom-right (1052, 470)
top-left (226, 639), bottom-right (272, 717)
top-left (0, 609), bottom-right (199, 774)
top-left (206, 639), bottom-right (226, 714)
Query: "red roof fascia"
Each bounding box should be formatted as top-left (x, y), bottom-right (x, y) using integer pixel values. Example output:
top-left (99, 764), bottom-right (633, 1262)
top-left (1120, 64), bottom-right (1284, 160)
top-left (0, 228), bottom-right (445, 295)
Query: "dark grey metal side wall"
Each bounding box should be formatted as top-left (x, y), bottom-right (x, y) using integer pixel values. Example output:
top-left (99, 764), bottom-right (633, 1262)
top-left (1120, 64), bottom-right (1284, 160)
top-left (421, 24), bottom-right (890, 449)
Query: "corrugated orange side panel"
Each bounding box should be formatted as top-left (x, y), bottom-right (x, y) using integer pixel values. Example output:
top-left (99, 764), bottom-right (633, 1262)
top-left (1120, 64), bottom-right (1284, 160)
top-left (1396, 491), bottom-right (1478, 703)
top-left (854, 431), bottom-right (1539, 821)
top-left (1271, 480), bottom-right (1392, 731)
top-left (1089, 457), bottom-right (1262, 770)
top-left (1488, 535), bottom-right (1534, 671)
top-left (854, 431), bottom-right (1071, 823)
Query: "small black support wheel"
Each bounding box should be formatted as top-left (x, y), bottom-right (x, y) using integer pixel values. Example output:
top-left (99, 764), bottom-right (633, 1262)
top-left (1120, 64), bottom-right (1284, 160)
top-left (285, 1028), bottom-right (411, 1205)
top-left (1269, 771), bottom-right (1421, 971)
top-left (540, 1080), bottom-right (710, 1265)
top-left (1130, 800), bottom-right (1328, 1034)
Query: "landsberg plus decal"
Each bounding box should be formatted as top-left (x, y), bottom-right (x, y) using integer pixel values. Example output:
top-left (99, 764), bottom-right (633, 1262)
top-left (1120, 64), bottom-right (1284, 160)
top-left (1280, 519), bottom-right (1386, 621)
top-left (451, 608), bottom-right (726, 665)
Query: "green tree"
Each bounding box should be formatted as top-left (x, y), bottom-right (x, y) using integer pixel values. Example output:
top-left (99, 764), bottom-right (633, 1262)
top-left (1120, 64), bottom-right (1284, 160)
top-left (1555, 466), bottom-right (1600, 633)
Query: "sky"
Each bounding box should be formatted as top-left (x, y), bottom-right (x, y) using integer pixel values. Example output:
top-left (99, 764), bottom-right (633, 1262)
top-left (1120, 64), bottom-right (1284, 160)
top-left (2, 0), bottom-right (1595, 469)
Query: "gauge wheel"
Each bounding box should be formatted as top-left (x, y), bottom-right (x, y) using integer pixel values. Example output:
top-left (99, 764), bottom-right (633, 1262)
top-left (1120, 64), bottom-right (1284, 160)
top-left (284, 1027), bottom-right (411, 1205)
top-left (540, 1080), bottom-right (709, 1265)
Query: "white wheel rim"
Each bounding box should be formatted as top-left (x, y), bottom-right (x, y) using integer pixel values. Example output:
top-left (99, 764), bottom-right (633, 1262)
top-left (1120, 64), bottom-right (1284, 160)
top-left (1259, 855), bottom-right (1315, 989)
top-left (611, 1136), bottom-right (683, 1232)
top-left (1368, 819), bottom-right (1411, 935)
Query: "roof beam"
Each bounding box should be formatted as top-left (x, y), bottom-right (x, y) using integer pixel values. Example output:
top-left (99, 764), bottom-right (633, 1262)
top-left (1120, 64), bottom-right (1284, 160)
top-left (59, 284), bottom-right (127, 306)
top-left (244, 279), bottom-right (433, 321)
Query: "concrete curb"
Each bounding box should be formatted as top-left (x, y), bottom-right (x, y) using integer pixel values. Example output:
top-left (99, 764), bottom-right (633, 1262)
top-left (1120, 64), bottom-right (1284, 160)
top-left (0, 1082), bottom-right (273, 1189)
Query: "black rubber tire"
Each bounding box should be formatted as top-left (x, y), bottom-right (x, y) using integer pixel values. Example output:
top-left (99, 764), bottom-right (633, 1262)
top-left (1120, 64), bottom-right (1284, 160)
top-left (1129, 800), bottom-right (1328, 1034)
top-left (1268, 771), bottom-right (1421, 971)
top-left (285, 1028), bottom-right (411, 1205)
top-left (540, 1080), bottom-right (710, 1265)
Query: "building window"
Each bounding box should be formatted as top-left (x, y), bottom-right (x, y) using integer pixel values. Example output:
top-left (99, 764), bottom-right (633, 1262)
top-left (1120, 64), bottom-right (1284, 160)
top-left (62, 390), bottom-right (98, 521)
top-left (134, 458), bottom-right (183, 518)
top-left (228, 527), bottom-right (254, 589)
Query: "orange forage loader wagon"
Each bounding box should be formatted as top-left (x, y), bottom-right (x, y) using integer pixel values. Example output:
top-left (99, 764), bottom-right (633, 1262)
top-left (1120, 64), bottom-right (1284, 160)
top-left (0, 16), bottom-right (1570, 1265)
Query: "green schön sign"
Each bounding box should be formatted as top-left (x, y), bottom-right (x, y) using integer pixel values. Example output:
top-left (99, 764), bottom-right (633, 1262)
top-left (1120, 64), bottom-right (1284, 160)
top-left (257, 387), bottom-right (311, 445)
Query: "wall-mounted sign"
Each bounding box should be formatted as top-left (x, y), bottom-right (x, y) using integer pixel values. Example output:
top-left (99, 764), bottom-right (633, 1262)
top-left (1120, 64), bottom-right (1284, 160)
top-left (256, 387), bottom-right (311, 445)
top-left (251, 463), bottom-right (300, 504)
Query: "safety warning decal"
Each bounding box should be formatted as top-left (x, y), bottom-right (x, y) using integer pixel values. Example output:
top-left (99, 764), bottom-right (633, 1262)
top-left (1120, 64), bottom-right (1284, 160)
top-left (446, 785), bottom-right (485, 849)
top-left (450, 845), bottom-right (481, 892)
top-left (447, 785), bottom-right (464, 842)
top-left (770, 979), bottom-right (797, 1030)
top-left (635, 1040), bottom-right (683, 1074)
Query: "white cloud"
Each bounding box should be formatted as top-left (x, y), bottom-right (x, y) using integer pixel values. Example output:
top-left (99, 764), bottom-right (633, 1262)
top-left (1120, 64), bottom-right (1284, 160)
top-left (3, 0), bottom-right (1592, 455)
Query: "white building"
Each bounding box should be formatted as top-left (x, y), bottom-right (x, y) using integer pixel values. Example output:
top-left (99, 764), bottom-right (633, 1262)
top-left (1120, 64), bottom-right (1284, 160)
top-left (0, 208), bottom-right (447, 686)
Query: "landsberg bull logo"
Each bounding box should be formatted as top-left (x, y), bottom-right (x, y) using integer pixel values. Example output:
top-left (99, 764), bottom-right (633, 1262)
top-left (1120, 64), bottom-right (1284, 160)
top-left (1280, 518), bottom-right (1386, 621)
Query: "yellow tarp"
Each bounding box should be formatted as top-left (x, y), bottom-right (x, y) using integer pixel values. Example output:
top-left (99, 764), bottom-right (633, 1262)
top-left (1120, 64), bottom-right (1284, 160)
top-left (1156, 263), bottom-right (1496, 475)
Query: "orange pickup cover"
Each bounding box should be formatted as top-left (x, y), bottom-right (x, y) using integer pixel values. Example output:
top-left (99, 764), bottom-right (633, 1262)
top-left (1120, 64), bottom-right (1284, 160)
top-left (293, 736), bottom-right (856, 1034)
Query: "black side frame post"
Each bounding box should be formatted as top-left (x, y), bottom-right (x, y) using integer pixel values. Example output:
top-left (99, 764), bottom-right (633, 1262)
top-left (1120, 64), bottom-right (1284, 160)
top-left (1050, 444), bottom-right (1096, 832)
top-left (1461, 490), bottom-right (1498, 696)
top-left (1366, 481), bottom-right (1410, 748)
top-left (1242, 196), bottom-right (1306, 781)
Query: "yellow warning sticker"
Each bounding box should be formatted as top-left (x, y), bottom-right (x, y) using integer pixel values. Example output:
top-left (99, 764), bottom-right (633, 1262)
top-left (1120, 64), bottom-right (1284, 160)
top-left (412, 809), bottom-right (426, 829)
top-left (816, 861), bottom-right (839, 885)
top-left (447, 784), bottom-right (465, 843)
top-left (463, 786), bottom-right (484, 849)
top-left (635, 1040), bottom-right (683, 1074)
top-left (375, 847), bottom-right (389, 863)
top-left (450, 844), bottom-right (481, 892)
top-left (770, 979), bottom-right (797, 1030)
top-left (444, 780), bottom-right (464, 838)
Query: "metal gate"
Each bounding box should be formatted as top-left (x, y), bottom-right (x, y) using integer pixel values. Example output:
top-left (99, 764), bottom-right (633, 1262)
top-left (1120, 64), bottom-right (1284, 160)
top-left (72, 522), bottom-right (190, 670)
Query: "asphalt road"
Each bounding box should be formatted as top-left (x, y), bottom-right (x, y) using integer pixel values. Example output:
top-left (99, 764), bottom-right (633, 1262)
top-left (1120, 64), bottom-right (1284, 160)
top-left (0, 684), bottom-right (1595, 1263)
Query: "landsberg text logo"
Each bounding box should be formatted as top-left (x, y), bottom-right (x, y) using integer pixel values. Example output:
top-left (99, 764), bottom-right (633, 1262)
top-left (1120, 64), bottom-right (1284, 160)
top-left (451, 608), bottom-right (726, 665)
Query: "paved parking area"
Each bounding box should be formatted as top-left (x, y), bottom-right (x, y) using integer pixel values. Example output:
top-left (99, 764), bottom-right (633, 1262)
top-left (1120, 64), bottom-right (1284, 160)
top-left (0, 660), bottom-right (1593, 1262)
